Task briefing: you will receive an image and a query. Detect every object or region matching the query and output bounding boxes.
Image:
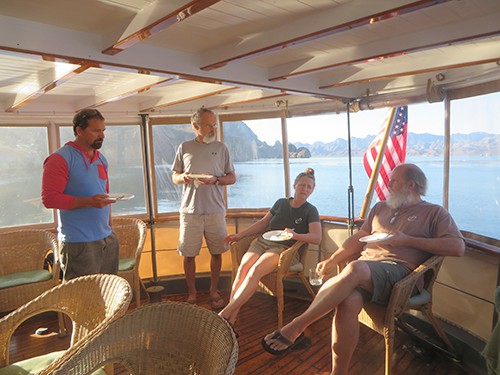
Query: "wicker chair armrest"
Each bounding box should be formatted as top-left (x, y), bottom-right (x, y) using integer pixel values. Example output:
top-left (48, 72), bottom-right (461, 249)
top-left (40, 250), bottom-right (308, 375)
top-left (386, 255), bottom-right (443, 316)
top-left (230, 233), bottom-right (261, 267)
top-left (133, 219), bottom-right (147, 262)
top-left (277, 241), bottom-right (306, 275)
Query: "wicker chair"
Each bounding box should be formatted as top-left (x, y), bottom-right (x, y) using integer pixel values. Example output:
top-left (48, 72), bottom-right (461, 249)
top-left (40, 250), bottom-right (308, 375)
top-left (0, 274), bottom-right (132, 375)
top-left (0, 229), bottom-right (60, 314)
top-left (49, 301), bottom-right (239, 375)
top-left (112, 217), bottom-right (148, 307)
top-left (231, 233), bottom-right (315, 328)
top-left (345, 255), bottom-right (456, 375)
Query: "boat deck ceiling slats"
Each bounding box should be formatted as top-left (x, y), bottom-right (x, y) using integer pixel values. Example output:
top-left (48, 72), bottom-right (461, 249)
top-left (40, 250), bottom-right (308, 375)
top-left (0, 0), bottom-right (499, 119)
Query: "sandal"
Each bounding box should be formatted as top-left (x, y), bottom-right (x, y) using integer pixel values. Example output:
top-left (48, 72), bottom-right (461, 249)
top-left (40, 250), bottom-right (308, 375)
top-left (261, 330), bottom-right (309, 355)
top-left (210, 294), bottom-right (225, 310)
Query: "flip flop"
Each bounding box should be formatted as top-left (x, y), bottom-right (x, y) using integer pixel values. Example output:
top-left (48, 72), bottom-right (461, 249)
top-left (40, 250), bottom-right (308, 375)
top-left (211, 294), bottom-right (225, 310)
top-left (261, 330), bottom-right (308, 355)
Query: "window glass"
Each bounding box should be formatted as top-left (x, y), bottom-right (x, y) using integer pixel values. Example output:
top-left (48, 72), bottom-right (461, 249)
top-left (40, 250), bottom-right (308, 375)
top-left (0, 127), bottom-right (52, 227)
top-left (152, 123), bottom-right (193, 213)
top-left (449, 92), bottom-right (500, 239)
top-left (224, 119), bottom-right (285, 209)
top-left (60, 125), bottom-right (146, 215)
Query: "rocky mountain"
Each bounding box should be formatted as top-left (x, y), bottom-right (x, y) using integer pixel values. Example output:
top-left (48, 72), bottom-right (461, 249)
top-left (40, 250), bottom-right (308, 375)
top-left (295, 132), bottom-right (500, 157)
top-left (154, 121), bottom-right (312, 163)
top-left (153, 121), bottom-right (499, 164)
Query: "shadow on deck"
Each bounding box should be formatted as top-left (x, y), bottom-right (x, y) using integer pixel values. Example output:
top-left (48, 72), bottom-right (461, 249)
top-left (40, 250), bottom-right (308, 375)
top-left (8, 290), bottom-right (483, 374)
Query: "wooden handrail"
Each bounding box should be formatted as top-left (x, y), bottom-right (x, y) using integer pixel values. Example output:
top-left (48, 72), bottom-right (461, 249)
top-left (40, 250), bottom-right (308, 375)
top-left (464, 237), bottom-right (500, 256)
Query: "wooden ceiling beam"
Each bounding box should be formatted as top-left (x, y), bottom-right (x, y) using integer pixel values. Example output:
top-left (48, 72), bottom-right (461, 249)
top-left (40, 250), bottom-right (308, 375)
top-left (5, 64), bottom-right (91, 112)
top-left (319, 57), bottom-right (500, 90)
top-left (78, 78), bottom-right (174, 111)
top-left (141, 87), bottom-right (236, 112)
top-left (269, 27), bottom-right (500, 82)
top-left (208, 92), bottom-right (289, 110)
top-left (200, 0), bottom-right (451, 71)
top-left (102, 0), bottom-right (221, 55)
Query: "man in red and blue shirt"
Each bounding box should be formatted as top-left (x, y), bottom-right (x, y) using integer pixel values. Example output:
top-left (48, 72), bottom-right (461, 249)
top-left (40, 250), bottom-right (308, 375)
top-left (42, 108), bottom-right (118, 281)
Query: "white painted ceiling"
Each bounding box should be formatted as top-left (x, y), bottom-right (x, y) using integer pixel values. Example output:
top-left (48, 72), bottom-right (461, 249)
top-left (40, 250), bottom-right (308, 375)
top-left (0, 0), bottom-right (499, 121)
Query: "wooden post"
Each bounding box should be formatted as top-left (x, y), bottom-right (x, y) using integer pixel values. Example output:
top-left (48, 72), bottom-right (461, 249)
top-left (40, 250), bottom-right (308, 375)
top-left (281, 109), bottom-right (291, 197)
top-left (359, 107), bottom-right (396, 218)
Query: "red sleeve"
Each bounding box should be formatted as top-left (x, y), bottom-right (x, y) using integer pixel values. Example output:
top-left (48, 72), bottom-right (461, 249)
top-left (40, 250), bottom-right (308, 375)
top-left (41, 153), bottom-right (75, 210)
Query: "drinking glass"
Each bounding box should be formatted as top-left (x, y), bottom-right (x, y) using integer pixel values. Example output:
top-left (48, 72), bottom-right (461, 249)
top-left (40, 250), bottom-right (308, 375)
top-left (309, 268), bottom-right (323, 286)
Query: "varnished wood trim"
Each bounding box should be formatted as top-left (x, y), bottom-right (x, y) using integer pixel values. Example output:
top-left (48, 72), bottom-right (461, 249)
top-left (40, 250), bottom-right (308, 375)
top-left (464, 237), bottom-right (500, 256)
top-left (5, 65), bottom-right (91, 112)
top-left (319, 57), bottom-right (500, 90)
top-left (208, 93), bottom-right (289, 110)
top-left (271, 30), bottom-right (500, 81)
top-left (102, 0), bottom-right (222, 55)
top-left (80, 78), bottom-right (173, 111)
top-left (141, 87), bottom-right (237, 113)
top-left (201, 0), bottom-right (451, 71)
top-left (1, 47), bottom-right (343, 102)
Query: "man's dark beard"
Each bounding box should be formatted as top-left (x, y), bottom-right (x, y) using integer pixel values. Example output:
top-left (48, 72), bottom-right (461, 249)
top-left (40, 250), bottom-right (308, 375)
top-left (91, 139), bottom-right (103, 149)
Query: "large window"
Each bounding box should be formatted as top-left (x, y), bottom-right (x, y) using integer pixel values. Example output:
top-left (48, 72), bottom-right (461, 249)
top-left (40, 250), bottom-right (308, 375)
top-left (60, 125), bottom-right (146, 216)
top-left (449, 92), bottom-right (500, 239)
top-left (0, 127), bottom-right (52, 227)
top-left (152, 123), bottom-right (192, 213)
top-left (224, 119), bottom-right (285, 209)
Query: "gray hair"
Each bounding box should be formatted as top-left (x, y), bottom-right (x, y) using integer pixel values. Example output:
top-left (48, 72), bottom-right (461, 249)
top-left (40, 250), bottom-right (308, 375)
top-left (402, 163), bottom-right (427, 195)
top-left (73, 108), bottom-right (104, 136)
top-left (191, 107), bottom-right (215, 126)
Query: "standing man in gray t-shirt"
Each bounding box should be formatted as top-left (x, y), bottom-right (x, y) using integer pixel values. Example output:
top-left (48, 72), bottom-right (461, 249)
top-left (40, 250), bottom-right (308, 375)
top-left (171, 107), bottom-right (236, 309)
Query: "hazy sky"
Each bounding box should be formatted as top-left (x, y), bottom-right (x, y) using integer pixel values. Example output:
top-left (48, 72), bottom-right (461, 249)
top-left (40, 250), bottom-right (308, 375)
top-left (246, 92), bottom-right (500, 144)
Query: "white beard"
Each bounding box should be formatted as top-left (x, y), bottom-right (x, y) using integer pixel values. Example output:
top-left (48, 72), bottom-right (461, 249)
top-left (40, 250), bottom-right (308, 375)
top-left (386, 187), bottom-right (411, 209)
top-left (202, 133), bottom-right (216, 144)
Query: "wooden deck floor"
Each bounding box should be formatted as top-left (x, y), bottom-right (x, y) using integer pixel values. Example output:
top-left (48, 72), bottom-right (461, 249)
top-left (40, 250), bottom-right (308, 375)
top-left (8, 290), bottom-right (481, 374)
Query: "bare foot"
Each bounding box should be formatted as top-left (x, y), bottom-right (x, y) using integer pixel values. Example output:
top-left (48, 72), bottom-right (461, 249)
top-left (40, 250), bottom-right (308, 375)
top-left (187, 293), bottom-right (197, 304)
top-left (264, 327), bottom-right (302, 351)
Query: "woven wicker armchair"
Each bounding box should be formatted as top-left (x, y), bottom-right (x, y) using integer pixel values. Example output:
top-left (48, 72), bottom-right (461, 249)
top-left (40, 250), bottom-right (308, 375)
top-left (347, 255), bottom-right (455, 375)
top-left (112, 217), bottom-right (148, 307)
top-left (0, 274), bottom-right (132, 375)
top-left (231, 233), bottom-right (315, 328)
top-left (49, 301), bottom-right (239, 375)
top-left (0, 229), bottom-right (60, 315)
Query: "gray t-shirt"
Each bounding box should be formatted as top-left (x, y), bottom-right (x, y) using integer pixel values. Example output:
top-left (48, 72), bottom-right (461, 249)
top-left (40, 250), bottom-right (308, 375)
top-left (172, 139), bottom-right (234, 214)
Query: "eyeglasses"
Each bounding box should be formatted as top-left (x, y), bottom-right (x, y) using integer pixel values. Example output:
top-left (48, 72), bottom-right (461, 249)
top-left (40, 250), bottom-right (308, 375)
top-left (203, 123), bottom-right (218, 129)
top-left (389, 211), bottom-right (400, 224)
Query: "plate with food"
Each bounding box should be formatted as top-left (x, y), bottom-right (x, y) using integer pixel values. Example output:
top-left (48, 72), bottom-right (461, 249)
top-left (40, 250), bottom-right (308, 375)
top-left (107, 193), bottom-right (135, 201)
top-left (188, 173), bottom-right (213, 179)
top-left (359, 232), bottom-right (394, 243)
top-left (262, 230), bottom-right (293, 242)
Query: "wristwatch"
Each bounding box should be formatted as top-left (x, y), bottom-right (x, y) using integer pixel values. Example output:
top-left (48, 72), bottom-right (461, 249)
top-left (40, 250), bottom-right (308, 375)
top-left (215, 176), bottom-right (220, 185)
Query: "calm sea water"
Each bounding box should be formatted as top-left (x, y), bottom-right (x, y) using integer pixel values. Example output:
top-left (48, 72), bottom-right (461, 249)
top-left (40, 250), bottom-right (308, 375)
top-left (157, 156), bottom-right (499, 239)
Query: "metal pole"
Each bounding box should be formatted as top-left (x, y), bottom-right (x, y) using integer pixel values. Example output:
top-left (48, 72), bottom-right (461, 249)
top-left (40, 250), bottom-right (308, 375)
top-left (139, 114), bottom-right (160, 285)
top-left (443, 96), bottom-right (451, 210)
top-left (346, 101), bottom-right (355, 235)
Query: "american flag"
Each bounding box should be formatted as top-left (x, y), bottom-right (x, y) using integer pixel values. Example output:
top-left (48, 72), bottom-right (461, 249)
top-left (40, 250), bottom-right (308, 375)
top-left (363, 106), bottom-right (408, 201)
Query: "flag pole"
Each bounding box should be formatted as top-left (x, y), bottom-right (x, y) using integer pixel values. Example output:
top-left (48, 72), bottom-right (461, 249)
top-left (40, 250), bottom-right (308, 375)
top-left (359, 107), bottom-right (396, 218)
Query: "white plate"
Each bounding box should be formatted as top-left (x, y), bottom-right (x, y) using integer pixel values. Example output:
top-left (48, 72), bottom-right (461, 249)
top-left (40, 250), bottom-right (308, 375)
top-left (262, 230), bottom-right (293, 242)
top-left (107, 193), bottom-right (135, 201)
top-left (188, 173), bottom-right (213, 179)
top-left (359, 233), bottom-right (394, 243)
